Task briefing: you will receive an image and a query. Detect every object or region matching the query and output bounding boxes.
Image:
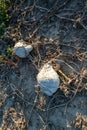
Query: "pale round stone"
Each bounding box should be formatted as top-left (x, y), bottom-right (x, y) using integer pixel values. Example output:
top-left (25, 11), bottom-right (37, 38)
top-left (14, 46), bottom-right (26, 58)
top-left (14, 41), bottom-right (33, 58)
top-left (14, 41), bottom-right (24, 48)
top-left (25, 45), bottom-right (33, 54)
top-left (37, 64), bottom-right (60, 96)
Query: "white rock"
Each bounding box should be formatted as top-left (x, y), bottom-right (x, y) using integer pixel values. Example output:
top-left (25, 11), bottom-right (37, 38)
top-left (14, 41), bottom-right (33, 58)
top-left (25, 45), bottom-right (33, 54)
top-left (37, 64), bottom-right (60, 96)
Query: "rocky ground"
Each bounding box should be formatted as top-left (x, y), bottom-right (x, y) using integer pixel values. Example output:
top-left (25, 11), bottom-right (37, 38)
top-left (0, 0), bottom-right (87, 130)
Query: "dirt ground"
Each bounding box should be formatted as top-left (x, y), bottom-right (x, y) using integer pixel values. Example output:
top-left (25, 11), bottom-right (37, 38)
top-left (0, 0), bottom-right (87, 130)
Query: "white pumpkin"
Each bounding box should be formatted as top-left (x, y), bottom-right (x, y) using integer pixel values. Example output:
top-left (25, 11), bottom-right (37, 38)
top-left (37, 64), bottom-right (60, 96)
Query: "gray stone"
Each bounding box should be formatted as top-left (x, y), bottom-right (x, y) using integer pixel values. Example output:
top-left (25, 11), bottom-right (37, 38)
top-left (14, 41), bottom-right (33, 58)
top-left (37, 64), bottom-right (60, 96)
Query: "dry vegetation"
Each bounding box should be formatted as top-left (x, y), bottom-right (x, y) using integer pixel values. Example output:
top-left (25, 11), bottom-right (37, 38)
top-left (0, 0), bottom-right (87, 130)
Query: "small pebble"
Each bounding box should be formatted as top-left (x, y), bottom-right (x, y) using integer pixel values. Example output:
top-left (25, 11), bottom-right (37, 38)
top-left (14, 41), bottom-right (33, 58)
top-left (37, 64), bottom-right (60, 96)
